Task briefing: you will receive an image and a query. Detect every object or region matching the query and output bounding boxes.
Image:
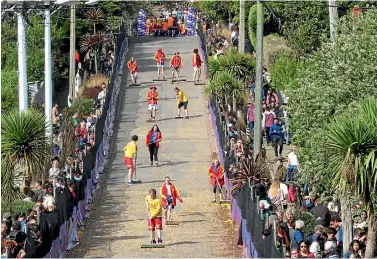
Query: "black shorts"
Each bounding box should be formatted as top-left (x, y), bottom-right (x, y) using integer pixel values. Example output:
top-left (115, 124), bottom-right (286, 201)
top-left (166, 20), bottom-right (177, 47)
top-left (178, 101), bottom-right (188, 109)
top-left (172, 66), bottom-right (180, 72)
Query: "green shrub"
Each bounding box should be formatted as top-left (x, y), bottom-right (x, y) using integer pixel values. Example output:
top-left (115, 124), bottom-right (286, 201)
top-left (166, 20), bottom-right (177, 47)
top-left (270, 52), bottom-right (305, 91)
top-left (1, 199), bottom-right (34, 216)
top-left (70, 98), bottom-right (95, 116)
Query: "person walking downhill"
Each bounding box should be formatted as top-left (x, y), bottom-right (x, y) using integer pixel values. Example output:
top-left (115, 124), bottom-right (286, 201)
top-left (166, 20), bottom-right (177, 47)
top-left (170, 52), bottom-right (182, 84)
top-left (127, 57), bottom-right (138, 84)
top-left (145, 189), bottom-right (163, 244)
top-left (154, 48), bottom-right (166, 79)
top-left (174, 87), bottom-right (189, 119)
top-left (146, 125), bottom-right (162, 167)
top-left (146, 86), bottom-right (159, 121)
top-left (263, 106), bottom-right (276, 145)
top-left (208, 158), bottom-right (225, 203)
top-left (192, 48), bottom-right (203, 82)
top-left (270, 118), bottom-right (284, 160)
top-left (124, 135), bottom-right (138, 185)
top-left (247, 101), bottom-right (255, 134)
top-left (160, 176), bottom-right (183, 221)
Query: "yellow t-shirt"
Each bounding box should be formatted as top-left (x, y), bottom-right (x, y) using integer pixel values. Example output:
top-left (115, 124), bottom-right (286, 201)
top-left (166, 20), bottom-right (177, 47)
top-left (146, 19), bottom-right (151, 25)
top-left (124, 141), bottom-right (137, 158)
top-left (177, 90), bottom-right (188, 104)
top-left (145, 195), bottom-right (162, 218)
top-left (156, 18), bottom-right (162, 26)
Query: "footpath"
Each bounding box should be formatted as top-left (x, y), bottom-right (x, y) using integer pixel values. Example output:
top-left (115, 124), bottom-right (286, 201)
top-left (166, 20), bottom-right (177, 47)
top-left (72, 36), bottom-right (242, 258)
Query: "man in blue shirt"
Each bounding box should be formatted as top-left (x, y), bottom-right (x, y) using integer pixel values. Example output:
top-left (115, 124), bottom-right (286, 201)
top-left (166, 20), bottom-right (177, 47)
top-left (269, 118), bottom-right (284, 159)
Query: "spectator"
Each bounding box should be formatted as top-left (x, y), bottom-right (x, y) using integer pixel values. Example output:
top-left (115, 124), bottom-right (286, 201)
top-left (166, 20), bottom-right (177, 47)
top-left (310, 232), bottom-right (327, 258)
top-left (299, 240), bottom-right (315, 258)
top-left (48, 157), bottom-right (60, 179)
top-left (263, 107), bottom-right (275, 145)
top-left (270, 118), bottom-right (284, 159)
top-left (344, 240), bottom-right (362, 258)
top-left (309, 224), bottom-right (324, 244)
top-left (52, 103), bottom-right (59, 134)
top-left (75, 121), bottom-right (89, 149)
top-left (274, 158), bottom-right (286, 182)
top-left (331, 215), bottom-right (343, 253)
top-left (268, 180), bottom-right (282, 208)
top-left (286, 145), bottom-right (299, 182)
top-left (23, 190), bottom-right (35, 202)
top-left (324, 227), bottom-right (339, 258)
top-left (310, 198), bottom-right (331, 227)
top-left (354, 211), bottom-right (368, 230)
top-left (97, 83), bottom-right (107, 115)
top-left (32, 181), bottom-right (44, 202)
top-left (247, 100), bottom-right (255, 134)
top-left (291, 248), bottom-right (300, 259)
top-left (293, 220), bottom-right (305, 249)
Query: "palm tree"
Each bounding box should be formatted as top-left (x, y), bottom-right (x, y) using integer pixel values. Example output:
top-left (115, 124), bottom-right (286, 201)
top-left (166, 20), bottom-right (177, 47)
top-left (80, 31), bottom-right (109, 73)
top-left (1, 156), bottom-right (24, 212)
top-left (205, 70), bottom-right (245, 114)
top-left (1, 109), bottom-right (50, 185)
top-left (325, 98), bottom-right (377, 258)
top-left (86, 8), bottom-right (105, 35)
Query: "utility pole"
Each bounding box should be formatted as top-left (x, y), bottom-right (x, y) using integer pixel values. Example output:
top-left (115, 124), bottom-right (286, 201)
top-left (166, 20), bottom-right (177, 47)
top-left (68, 4), bottom-right (76, 104)
top-left (17, 11), bottom-right (28, 112)
top-left (328, 0), bottom-right (338, 41)
top-left (254, 1), bottom-right (264, 157)
top-left (238, 0), bottom-right (245, 53)
top-left (44, 6), bottom-right (53, 138)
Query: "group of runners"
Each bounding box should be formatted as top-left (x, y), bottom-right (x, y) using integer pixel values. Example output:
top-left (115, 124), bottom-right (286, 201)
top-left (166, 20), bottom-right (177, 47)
top-left (127, 47), bottom-right (203, 84)
top-left (123, 47), bottom-right (225, 245)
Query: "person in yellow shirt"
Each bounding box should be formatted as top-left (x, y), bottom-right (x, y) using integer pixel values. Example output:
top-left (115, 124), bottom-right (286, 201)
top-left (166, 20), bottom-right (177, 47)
top-left (145, 189), bottom-right (163, 244)
top-left (123, 135), bottom-right (138, 185)
top-left (174, 87), bottom-right (189, 119)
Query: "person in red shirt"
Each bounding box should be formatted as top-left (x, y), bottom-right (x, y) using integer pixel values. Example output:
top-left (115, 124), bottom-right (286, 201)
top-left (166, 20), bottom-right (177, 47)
top-left (145, 125), bottom-right (162, 166)
top-left (160, 176), bottom-right (183, 221)
top-left (170, 52), bottom-right (182, 83)
top-left (208, 157), bottom-right (225, 203)
top-left (127, 57), bottom-right (138, 84)
top-left (146, 86), bottom-right (159, 120)
top-left (154, 48), bottom-right (166, 79)
top-left (192, 48), bottom-right (203, 82)
top-left (75, 121), bottom-right (88, 149)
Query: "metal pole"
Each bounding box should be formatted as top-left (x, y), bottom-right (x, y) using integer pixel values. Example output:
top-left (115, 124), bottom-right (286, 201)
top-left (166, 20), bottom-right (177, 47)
top-left (328, 0), bottom-right (338, 41)
top-left (69, 5), bottom-right (76, 103)
top-left (239, 0), bottom-right (245, 53)
top-left (45, 8), bottom-right (53, 138)
top-left (17, 12), bottom-right (28, 112)
top-left (254, 2), bottom-right (264, 157)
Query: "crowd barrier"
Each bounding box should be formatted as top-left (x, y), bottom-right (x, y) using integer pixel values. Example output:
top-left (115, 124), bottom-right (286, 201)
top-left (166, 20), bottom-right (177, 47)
top-left (36, 25), bottom-right (130, 259)
top-left (197, 23), bottom-right (285, 258)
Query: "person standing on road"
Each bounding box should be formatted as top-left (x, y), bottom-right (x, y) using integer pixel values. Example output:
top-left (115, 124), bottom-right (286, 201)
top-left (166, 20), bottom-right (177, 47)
top-left (269, 118), bottom-right (284, 160)
top-left (146, 86), bottom-right (159, 120)
top-left (145, 189), bottom-right (163, 244)
top-left (286, 145), bottom-right (299, 182)
top-left (208, 158), bottom-right (225, 203)
top-left (192, 48), bottom-right (203, 82)
top-left (123, 135), bottom-right (138, 185)
top-left (174, 87), bottom-right (189, 119)
top-left (170, 52), bottom-right (182, 83)
top-left (127, 57), bottom-right (138, 84)
top-left (154, 48), bottom-right (166, 79)
top-left (146, 125), bottom-right (162, 166)
top-left (160, 176), bottom-right (183, 221)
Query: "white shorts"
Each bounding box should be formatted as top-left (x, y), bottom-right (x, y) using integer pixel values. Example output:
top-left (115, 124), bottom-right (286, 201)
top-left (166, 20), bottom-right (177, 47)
top-left (131, 72), bottom-right (138, 78)
top-left (193, 66), bottom-right (201, 72)
top-left (148, 104), bottom-right (158, 111)
top-left (157, 63), bottom-right (164, 68)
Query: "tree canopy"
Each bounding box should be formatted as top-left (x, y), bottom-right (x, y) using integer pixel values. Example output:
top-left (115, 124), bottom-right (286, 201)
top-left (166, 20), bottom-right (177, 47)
top-left (287, 9), bottom-right (377, 188)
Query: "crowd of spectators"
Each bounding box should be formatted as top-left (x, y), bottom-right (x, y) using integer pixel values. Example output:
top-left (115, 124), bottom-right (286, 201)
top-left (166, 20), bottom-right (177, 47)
top-left (204, 23), bottom-right (371, 259)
